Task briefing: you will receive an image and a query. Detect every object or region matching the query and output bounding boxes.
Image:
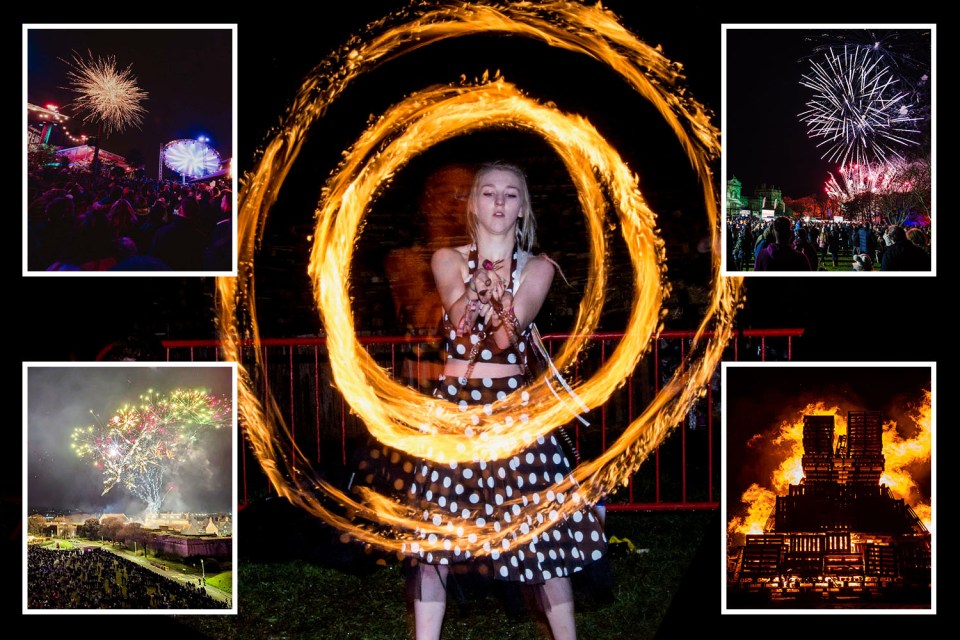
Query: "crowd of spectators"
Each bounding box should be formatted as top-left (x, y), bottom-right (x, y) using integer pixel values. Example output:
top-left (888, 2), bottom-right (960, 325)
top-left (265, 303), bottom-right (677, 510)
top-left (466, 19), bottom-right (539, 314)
top-left (27, 546), bottom-right (226, 609)
top-left (728, 216), bottom-right (931, 273)
top-left (27, 166), bottom-right (233, 272)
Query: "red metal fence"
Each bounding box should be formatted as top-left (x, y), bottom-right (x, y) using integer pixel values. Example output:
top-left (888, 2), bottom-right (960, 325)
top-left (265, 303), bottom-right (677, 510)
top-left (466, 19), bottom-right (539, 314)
top-left (162, 328), bottom-right (803, 511)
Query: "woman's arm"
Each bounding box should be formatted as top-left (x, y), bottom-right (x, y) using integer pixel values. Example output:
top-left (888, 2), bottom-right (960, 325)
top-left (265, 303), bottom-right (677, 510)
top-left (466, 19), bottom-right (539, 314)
top-left (486, 254), bottom-right (555, 349)
top-left (431, 247), bottom-right (489, 334)
top-left (509, 255), bottom-right (554, 328)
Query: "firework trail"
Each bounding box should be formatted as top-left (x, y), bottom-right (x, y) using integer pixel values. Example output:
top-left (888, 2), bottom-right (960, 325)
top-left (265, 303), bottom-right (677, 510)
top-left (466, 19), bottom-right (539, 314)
top-left (801, 29), bottom-right (931, 100)
top-left (824, 156), bottom-right (929, 209)
top-left (70, 388), bottom-right (231, 516)
top-left (798, 45), bottom-right (921, 166)
top-left (61, 50), bottom-right (148, 136)
top-left (825, 161), bottom-right (898, 202)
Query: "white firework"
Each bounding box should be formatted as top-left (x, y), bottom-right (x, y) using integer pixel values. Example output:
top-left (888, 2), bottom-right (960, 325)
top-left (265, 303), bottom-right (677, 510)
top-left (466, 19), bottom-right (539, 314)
top-left (62, 50), bottom-right (148, 136)
top-left (798, 45), bottom-right (921, 166)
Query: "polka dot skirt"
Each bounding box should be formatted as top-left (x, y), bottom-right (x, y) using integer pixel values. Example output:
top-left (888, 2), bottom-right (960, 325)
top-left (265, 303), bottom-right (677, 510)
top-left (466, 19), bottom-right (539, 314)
top-left (379, 374), bottom-right (608, 585)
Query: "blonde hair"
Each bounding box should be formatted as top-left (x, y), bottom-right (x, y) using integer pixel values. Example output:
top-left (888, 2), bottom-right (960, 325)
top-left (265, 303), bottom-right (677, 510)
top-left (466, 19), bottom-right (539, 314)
top-left (466, 161), bottom-right (537, 259)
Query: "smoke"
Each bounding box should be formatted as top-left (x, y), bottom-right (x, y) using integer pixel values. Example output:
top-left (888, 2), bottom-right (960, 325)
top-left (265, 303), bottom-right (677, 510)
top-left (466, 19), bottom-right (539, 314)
top-left (26, 365), bottom-right (234, 519)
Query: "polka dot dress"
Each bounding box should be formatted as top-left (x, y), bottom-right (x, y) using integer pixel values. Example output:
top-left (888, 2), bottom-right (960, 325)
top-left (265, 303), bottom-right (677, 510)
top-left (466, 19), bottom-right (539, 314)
top-left (355, 244), bottom-right (606, 586)
top-left (400, 373), bottom-right (607, 584)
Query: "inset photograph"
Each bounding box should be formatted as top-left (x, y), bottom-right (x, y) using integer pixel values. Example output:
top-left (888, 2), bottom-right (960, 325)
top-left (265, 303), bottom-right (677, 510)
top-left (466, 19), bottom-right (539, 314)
top-left (24, 24), bottom-right (236, 275)
top-left (721, 25), bottom-right (934, 275)
top-left (23, 363), bottom-right (237, 614)
top-left (722, 362), bottom-right (934, 613)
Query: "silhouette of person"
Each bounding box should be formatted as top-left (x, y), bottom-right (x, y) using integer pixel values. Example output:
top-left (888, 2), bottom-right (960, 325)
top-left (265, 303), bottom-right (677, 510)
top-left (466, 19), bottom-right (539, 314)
top-left (384, 163), bottom-right (475, 392)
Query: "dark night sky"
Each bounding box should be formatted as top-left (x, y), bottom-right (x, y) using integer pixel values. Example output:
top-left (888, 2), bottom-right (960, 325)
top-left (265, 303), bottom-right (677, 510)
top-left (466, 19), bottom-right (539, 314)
top-left (26, 25), bottom-right (233, 177)
top-left (26, 364), bottom-right (234, 515)
top-left (725, 26), bottom-right (933, 199)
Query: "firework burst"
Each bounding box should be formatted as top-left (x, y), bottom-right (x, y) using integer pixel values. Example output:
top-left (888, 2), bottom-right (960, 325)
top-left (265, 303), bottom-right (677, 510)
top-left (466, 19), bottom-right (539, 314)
top-left (802, 29), bottom-right (931, 100)
top-left (825, 161), bottom-right (898, 202)
top-left (70, 388), bottom-right (231, 516)
top-left (824, 157), bottom-right (927, 204)
top-left (61, 50), bottom-right (148, 136)
top-left (798, 45), bottom-right (921, 166)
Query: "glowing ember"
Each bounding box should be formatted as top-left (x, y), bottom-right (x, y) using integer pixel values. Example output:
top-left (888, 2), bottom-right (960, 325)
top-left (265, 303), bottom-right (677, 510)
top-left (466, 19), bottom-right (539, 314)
top-left (222, 1), bottom-right (742, 555)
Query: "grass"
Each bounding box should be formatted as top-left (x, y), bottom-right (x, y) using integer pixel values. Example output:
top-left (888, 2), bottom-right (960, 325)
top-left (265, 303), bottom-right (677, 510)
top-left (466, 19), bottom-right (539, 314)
top-left (207, 571), bottom-right (233, 594)
top-left (738, 249), bottom-right (871, 272)
top-left (170, 510), bottom-right (715, 640)
top-left (40, 539), bottom-right (78, 551)
top-left (56, 538), bottom-right (234, 598)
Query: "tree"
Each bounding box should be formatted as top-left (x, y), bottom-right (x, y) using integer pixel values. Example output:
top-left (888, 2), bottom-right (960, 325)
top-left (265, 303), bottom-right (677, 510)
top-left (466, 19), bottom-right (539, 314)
top-left (27, 514), bottom-right (48, 535)
top-left (27, 143), bottom-right (60, 170)
top-left (100, 515), bottom-right (126, 541)
top-left (79, 517), bottom-right (101, 539)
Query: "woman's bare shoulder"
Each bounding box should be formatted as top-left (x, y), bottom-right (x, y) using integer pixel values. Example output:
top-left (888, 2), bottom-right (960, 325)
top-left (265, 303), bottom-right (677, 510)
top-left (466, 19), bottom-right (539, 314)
top-left (527, 253), bottom-right (557, 274)
top-left (431, 245), bottom-right (471, 264)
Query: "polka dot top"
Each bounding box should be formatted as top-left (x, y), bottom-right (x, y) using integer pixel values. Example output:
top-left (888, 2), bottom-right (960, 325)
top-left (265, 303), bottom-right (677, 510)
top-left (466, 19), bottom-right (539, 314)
top-left (441, 245), bottom-right (531, 368)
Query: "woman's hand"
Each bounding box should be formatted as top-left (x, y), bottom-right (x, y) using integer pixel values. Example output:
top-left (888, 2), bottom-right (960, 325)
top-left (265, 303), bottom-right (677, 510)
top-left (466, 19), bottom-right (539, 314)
top-left (470, 268), bottom-right (495, 305)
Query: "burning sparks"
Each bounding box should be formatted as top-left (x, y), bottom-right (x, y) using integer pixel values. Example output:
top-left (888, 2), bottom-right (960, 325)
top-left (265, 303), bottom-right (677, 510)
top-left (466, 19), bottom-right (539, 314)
top-left (61, 50), bottom-right (148, 136)
top-left (823, 159), bottom-right (922, 203)
top-left (222, 1), bottom-right (742, 555)
top-left (798, 45), bottom-right (921, 167)
top-left (70, 389), bottom-right (232, 516)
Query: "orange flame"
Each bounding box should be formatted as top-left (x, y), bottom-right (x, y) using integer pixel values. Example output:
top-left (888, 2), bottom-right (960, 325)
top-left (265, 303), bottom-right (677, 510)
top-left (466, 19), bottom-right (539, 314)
top-left (880, 389), bottom-right (932, 529)
top-left (728, 402), bottom-right (842, 539)
top-left (729, 393), bottom-right (932, 538)
top-left (223, 1), bottom-right (742, 555)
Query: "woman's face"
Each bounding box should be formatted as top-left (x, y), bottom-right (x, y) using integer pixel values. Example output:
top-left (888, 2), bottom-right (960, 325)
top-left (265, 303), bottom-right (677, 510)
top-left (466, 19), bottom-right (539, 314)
top-left (473, 168), bottom-right (523, 236)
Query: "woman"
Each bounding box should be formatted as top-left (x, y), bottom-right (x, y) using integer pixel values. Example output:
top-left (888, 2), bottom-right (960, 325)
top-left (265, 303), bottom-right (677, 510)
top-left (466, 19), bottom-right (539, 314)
top-left (394, 161), bottom-right (607, 640)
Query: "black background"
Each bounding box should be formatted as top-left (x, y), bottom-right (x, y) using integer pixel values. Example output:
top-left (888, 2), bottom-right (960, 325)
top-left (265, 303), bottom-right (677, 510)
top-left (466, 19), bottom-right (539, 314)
top-left (20, 2), bottom-right (944, 635)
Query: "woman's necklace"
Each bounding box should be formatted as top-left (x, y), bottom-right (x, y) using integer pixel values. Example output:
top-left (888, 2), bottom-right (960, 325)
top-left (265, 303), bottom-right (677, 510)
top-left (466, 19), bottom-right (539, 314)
top-left (475, 247), bottom-right (510, 286)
